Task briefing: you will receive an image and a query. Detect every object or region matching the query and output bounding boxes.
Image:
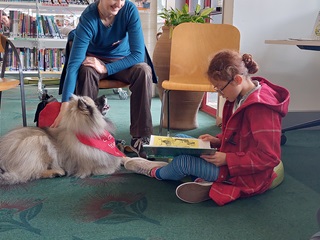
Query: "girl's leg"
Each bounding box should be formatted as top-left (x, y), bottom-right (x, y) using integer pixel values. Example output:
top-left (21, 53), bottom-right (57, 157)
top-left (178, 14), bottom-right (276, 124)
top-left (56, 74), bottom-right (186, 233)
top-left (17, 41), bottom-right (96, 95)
top-left (154, 155), bottom-right (219, 182)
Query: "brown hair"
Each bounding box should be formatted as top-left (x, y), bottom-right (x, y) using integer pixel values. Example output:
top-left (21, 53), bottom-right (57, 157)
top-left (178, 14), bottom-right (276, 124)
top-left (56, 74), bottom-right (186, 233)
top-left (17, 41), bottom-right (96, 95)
top-left (207, 49), bottom-right (259, 83)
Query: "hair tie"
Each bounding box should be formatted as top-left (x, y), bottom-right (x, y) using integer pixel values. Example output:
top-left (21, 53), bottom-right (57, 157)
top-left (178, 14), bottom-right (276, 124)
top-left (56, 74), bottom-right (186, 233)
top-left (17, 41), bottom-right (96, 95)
top-left (242, 54), bottom-right (252, 66)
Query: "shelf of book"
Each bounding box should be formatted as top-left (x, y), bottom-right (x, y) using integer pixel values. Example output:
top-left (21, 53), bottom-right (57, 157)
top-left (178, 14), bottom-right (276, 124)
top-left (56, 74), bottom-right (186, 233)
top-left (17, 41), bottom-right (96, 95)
top-left (0, 2), bottom-right (88, 14)
top-left (0, 1), bottom-right (85, 95)
top-left (9, 38), bottom-right (67, 49)
top-left (1, 0), bottom-right (153, 96)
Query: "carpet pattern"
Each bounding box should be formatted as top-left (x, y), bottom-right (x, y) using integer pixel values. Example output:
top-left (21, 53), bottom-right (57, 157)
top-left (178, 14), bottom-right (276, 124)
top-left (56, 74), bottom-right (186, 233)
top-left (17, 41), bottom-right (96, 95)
top-left (0, 85), bottom-right (319, 240)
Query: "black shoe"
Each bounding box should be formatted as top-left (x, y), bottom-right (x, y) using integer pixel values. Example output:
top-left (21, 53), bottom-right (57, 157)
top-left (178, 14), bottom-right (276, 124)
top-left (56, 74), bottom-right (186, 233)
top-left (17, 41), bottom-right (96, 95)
top-left (129, 137), bottom-right (150, 158)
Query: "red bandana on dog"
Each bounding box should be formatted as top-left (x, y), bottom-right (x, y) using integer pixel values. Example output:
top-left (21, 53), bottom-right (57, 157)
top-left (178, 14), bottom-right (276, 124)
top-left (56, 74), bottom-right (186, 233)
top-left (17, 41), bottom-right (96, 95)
top-left (76, 131), bottom-right (125, 157)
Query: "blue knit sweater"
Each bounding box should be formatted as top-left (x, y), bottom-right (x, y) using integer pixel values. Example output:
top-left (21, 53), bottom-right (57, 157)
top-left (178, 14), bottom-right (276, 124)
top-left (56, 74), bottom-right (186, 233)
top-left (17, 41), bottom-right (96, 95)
top-left (61, 0), bottom-right (145, 102)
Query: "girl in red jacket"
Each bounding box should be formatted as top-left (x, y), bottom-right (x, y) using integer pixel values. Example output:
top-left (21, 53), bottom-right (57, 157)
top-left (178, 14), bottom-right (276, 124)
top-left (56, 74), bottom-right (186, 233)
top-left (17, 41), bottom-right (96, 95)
top-left (125, 49), bottom-right (290, 206)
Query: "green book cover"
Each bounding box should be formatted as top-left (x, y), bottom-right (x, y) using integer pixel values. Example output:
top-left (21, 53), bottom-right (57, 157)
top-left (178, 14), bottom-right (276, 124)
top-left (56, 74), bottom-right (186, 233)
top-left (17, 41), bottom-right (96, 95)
top-left (144, 135), bottom-right (216, 159)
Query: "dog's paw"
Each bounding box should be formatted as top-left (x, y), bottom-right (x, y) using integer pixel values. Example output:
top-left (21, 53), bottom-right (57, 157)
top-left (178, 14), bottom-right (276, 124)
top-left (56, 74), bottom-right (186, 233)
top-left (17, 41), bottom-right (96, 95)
top-left (41, 169), bottom-right (66, 179)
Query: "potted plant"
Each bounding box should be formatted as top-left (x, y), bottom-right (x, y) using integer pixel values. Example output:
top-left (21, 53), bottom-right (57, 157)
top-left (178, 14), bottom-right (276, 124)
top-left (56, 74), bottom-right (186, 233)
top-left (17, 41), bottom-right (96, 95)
top-left (158, 3), bottom-right (213, 31)
top-left (153, 4), bottom-right (214, 130)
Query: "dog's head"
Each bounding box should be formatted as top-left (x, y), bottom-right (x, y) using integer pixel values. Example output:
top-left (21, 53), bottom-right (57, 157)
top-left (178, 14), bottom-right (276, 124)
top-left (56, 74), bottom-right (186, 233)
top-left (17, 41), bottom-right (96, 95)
top-left (94, 95), bottom-right (110, 117)
top-left (62, 95), bottom-right (108, 136)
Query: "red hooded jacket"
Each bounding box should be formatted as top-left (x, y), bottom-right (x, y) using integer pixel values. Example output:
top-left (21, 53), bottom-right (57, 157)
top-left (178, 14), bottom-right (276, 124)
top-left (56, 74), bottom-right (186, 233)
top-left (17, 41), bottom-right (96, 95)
top-left (210, 77), bottom-right (290, 206)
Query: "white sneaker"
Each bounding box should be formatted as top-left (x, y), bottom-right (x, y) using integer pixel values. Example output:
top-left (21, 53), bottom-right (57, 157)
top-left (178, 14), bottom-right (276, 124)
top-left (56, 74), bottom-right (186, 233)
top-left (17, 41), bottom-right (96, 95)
top-left (124, 157), bottom-right (168, 177)
top-left (121, 157), bottom-right (132, 166)
top-left (175, 181), bottom-right (213, 204)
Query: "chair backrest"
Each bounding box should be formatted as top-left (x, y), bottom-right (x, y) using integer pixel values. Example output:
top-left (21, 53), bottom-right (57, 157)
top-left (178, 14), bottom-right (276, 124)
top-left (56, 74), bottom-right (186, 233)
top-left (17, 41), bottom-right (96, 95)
top-left (167, 23), bottom-right (240, 90)
top-left (0, 34), bottom-right (8, 79)
top-left (0, 34), bottom-right (24, 77)
top-left (0, 34), bottom-right (6, 53)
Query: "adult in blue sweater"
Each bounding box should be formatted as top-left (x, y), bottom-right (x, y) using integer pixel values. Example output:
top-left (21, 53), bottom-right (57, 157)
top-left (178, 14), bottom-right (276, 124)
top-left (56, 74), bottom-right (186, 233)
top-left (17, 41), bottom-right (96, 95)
top-left (53, 0), bottom-right (155, 157)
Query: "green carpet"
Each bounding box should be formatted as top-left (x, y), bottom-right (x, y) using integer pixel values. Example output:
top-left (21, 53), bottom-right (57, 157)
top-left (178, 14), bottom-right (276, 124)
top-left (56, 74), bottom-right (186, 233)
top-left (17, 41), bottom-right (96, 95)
top-left (0, 85), bottom-right (319, 240)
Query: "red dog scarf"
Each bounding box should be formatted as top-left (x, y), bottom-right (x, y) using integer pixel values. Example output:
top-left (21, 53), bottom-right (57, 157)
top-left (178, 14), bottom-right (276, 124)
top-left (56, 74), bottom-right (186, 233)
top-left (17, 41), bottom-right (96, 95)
top-left (39, 102), bottom-right (124, 157)
top-left (77, 131), bottom-right (125, 157)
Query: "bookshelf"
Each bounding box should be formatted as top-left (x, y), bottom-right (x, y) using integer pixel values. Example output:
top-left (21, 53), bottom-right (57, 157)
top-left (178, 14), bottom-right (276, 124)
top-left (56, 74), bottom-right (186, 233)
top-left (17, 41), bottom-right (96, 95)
top-left (0, 1), bottom-right (88, 96)
top-left (1, 0), bottom-right (157, 97)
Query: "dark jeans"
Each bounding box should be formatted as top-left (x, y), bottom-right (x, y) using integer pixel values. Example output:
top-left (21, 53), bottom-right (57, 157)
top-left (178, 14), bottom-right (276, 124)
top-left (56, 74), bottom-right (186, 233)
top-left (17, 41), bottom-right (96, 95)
top-left (76, 62), bottom-right (153, 138)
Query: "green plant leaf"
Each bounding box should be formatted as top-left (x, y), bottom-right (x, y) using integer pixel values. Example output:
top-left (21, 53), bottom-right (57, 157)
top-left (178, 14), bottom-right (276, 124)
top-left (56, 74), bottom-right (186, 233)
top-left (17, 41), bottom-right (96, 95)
top-left (195, 4), bottom-right (201, 14)
top-left (182, 3), bottom-right (189, 13)
top-left (200, 7), bottom-right (214, 17)
top-left (158, 3), bottom-right (214, 27)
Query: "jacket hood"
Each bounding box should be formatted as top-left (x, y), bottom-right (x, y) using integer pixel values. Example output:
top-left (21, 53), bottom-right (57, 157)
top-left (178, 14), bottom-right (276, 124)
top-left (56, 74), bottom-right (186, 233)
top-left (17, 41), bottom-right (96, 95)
top-left (238, 76), bottom-right (290, 117)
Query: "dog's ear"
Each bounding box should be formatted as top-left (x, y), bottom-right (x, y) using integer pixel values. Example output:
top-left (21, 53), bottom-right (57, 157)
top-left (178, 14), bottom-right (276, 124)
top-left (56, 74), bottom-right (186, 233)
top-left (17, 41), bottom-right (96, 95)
top-left (78, 97), bottom-right (94, 115)
top-left (77, 98), bottom-right (86, 111)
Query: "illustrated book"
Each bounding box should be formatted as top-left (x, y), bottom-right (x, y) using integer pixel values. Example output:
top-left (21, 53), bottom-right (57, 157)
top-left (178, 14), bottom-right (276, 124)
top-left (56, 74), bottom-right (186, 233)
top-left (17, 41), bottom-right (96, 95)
top-left (312, 11), bottom-right (320, 40)
top-left (143, 135), bottom-right (216, 159)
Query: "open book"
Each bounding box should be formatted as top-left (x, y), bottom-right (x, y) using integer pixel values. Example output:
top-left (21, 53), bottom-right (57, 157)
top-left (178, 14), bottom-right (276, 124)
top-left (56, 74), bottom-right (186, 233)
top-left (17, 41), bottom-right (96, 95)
top-left (143, 135), bottom-right (216, 159)
top-left (312, 11), bottom-right (320, 40)
top-left (288, 11), bottom-right (320, 41)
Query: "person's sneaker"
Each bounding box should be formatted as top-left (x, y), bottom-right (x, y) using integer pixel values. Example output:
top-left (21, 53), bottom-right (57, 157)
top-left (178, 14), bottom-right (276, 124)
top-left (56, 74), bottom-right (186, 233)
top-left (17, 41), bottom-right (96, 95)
top-left (175, 181), bottom-right (213, 204)
top-left (121, 157), bottom-right (133, 166)
top-left (124, 157), bottom-right (168, 177)
top-left (126, 137), bottom-right (150, 158)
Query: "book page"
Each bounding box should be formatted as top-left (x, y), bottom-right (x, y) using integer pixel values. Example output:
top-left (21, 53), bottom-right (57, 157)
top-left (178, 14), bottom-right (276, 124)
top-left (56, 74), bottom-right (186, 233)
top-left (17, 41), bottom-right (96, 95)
top-left (312, 11), bottom-right (320, 40)
top-left (149, 135), bottom-right (210, 149)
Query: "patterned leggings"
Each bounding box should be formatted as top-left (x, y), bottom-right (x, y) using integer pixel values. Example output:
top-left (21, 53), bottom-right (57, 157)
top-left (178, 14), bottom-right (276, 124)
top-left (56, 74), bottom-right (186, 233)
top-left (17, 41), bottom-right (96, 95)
top-left (155, 134), bottom-right (219, 182)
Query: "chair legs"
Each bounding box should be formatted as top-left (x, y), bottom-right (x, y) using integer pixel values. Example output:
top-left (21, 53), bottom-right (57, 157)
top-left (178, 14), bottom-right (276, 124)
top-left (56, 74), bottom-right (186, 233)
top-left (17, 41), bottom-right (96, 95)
top-left (159, 91), bottom-right (165, 135)
top-left (0, 87), bottom-right (27, 127)
top-left (19, 82), bottom-right (27, 127)
top-left (18, 63), bottom-right (27, 127)
top-left (0, 91), bottom-right (2, 115)
top-left (159, 89), bottom-right (170, 136)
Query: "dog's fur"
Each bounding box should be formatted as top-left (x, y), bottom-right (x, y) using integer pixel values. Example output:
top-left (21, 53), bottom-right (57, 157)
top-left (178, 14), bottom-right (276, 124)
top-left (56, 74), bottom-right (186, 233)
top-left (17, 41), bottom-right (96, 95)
top-left (0, 95), bottom-right (122, 185)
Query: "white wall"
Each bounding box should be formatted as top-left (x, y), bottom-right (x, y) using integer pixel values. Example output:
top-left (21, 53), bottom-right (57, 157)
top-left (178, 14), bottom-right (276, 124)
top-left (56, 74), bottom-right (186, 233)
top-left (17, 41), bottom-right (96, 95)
top-left (232, 0), bottom-right (320, 112)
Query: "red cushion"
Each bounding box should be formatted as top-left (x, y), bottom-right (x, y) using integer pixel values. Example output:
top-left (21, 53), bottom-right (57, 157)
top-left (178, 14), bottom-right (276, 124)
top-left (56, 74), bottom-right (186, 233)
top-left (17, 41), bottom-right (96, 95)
top-left (38, 102), bottom-right (61, 128)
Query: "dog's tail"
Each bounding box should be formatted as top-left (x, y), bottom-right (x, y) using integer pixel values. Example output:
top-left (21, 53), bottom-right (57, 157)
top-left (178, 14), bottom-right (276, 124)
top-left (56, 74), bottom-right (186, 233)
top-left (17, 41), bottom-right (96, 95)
top-left (0, 167), bottom-right (21, 185)
top-left (0, 167), bottom-right (8, 184)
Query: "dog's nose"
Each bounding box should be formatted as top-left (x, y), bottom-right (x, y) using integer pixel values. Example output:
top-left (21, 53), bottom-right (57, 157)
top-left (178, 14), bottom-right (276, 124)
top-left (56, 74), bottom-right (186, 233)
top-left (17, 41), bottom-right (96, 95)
top-left (104, 104), bottom-right (110, 110)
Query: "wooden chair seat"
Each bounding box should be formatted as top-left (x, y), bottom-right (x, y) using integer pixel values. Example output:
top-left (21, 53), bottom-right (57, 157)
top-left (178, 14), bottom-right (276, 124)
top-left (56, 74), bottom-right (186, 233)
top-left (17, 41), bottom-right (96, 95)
top-left (162, 77), bottom-right (215, 92)
top-left (0, 78), bottom-right (20, 91)
top-left (98, 79), bottom-right (129, 89)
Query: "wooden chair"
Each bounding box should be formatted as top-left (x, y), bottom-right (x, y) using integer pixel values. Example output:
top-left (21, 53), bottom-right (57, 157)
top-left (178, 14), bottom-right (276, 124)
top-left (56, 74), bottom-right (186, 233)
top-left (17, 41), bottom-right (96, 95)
top-left (0, 34), bottom-right (27, 127)
top-left (98, 78), bottom-right (129, 100)
top-left (159, 23), bottom-right (240, 135)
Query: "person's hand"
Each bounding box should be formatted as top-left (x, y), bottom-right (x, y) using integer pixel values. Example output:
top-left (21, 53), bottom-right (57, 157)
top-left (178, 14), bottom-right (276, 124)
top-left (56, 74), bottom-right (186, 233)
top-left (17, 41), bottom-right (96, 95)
top-left (201, 151), bottom-right (227, 167)
top-left (1, 15), bottom-right (10, 27)
top-left (82, 56), bottom-right (107, 74)
top-left (199, 134), bottom-right (221, 148)
top-left (50, 102), bottom-right (69, 128)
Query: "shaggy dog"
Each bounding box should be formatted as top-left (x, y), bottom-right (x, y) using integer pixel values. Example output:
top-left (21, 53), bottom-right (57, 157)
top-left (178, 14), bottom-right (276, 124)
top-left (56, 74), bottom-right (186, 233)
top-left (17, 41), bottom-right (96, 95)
top-left (0, 95), bottom-right (125, 185)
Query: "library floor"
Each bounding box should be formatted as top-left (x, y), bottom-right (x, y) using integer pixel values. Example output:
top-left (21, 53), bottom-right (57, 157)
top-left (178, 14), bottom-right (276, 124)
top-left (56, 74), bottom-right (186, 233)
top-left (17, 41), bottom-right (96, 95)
top-left (0, 84), bottom-right (319, 240)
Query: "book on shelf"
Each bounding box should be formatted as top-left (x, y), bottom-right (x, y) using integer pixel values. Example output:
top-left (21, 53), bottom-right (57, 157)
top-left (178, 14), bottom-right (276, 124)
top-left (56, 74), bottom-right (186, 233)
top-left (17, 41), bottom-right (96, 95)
top-left (287, 11), bottom-right (320, 41)
top-left (143, 135), bottom-right (216, 159)
top-left (312, 11), bottom-right (320, 40)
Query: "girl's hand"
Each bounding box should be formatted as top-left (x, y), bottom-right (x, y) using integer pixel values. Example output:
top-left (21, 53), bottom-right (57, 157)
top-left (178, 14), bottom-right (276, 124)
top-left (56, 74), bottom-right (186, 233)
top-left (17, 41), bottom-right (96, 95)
top-left (199, 134), bottom-right (221, 148)
top-left (201, 151), bottom-right (227, 167)
top-left (50, 102), bottom-right (69, 128)
top-left (82, 56), bottom-right (107, 74)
